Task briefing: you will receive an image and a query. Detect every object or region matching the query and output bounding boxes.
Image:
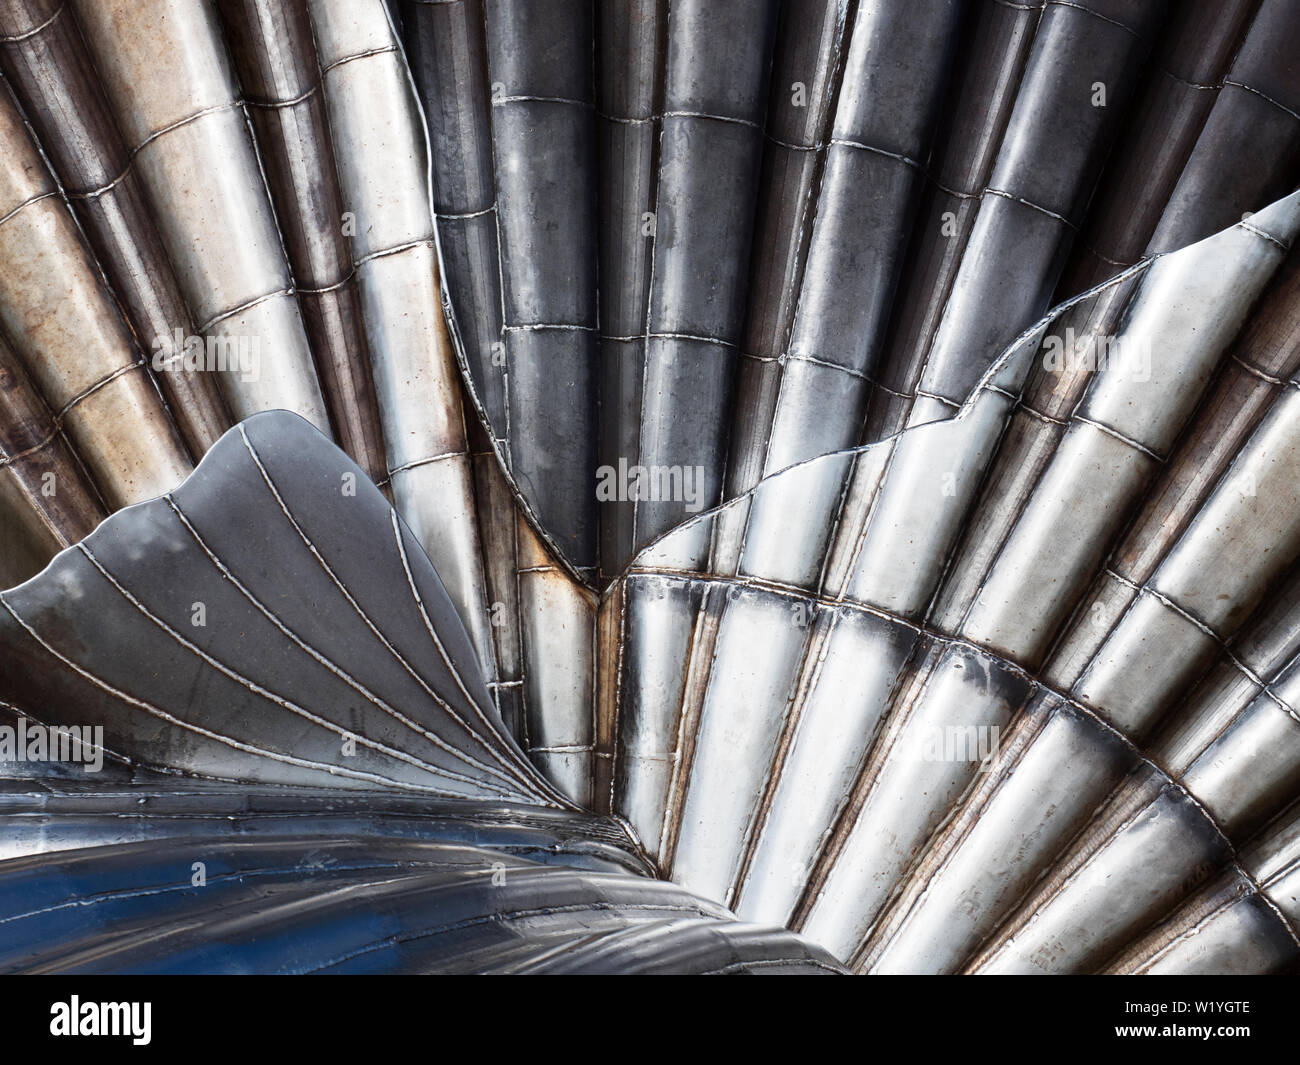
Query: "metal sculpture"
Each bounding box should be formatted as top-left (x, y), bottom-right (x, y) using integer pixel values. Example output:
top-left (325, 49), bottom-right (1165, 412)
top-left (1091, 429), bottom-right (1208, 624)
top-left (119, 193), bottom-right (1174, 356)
top-left (0, 0), bottom-right (1299, 974)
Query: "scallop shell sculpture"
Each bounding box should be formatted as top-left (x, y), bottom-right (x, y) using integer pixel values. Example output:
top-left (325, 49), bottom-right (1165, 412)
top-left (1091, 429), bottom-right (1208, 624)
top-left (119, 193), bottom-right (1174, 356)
top-left (0, 0), bottom-right (1298, 975)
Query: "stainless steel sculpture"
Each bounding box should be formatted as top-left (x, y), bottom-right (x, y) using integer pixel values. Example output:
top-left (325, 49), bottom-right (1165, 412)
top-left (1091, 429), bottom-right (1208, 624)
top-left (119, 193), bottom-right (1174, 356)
top-left (0, 0), bottom-right (1299, 974)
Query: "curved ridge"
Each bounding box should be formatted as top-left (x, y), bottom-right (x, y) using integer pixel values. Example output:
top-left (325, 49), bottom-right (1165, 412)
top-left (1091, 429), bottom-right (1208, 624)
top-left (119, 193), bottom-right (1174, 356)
top-left (0, 409), bottom-right (562, 806)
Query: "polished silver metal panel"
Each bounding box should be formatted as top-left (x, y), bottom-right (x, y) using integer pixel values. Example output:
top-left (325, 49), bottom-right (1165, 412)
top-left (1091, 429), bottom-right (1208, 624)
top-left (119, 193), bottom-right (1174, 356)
top-left (3, 0), bottom-right (1300, 976)
top-left (0, 412), bottom-right (841, 974)
top-left (71, 0), bottom-right (329, 429)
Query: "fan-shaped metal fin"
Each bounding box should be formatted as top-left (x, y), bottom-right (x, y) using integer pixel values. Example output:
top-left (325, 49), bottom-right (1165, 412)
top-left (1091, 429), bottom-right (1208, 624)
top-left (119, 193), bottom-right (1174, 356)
top-left (0, 410), bottom-right (553, 803)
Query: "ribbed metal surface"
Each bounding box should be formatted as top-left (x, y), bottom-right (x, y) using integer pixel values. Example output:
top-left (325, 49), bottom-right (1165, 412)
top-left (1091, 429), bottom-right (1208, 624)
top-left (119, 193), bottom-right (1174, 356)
top-left (0, 411), bottom-right (841, 974)
top-left (0, 0), bottom-right (1299, 975)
